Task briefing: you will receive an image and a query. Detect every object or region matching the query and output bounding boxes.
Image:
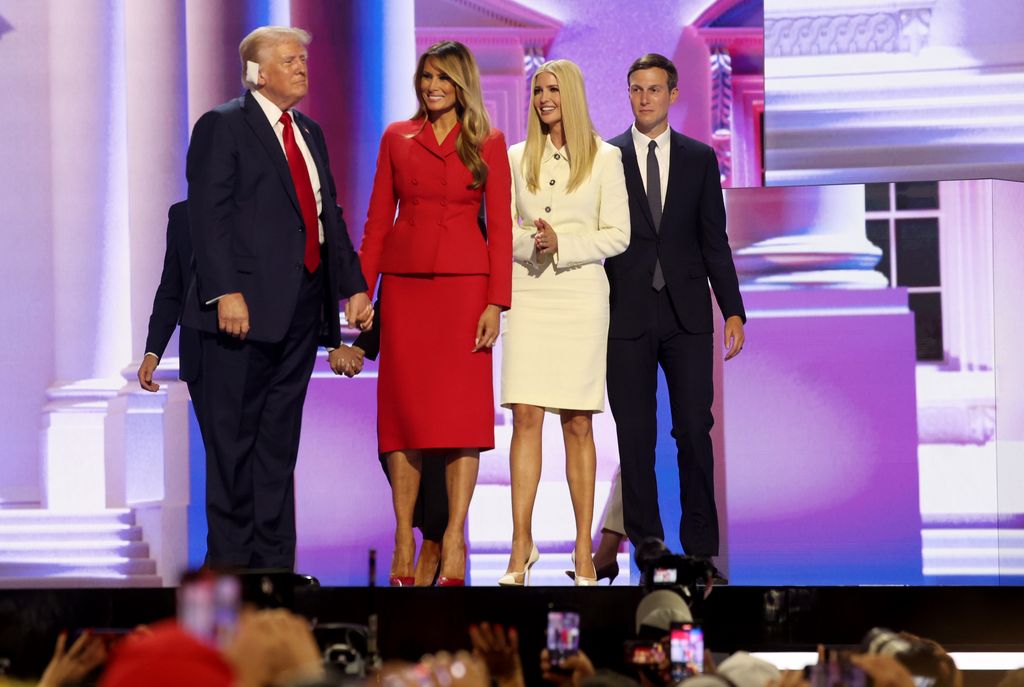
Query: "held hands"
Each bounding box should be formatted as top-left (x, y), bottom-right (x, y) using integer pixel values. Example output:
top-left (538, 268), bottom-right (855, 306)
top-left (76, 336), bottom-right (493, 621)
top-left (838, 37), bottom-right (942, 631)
top-left (218, 292), bottom-right (250, 339)
top-left (137, 355), bottom-right (160, 392)
top-left (329, 345), bottom-right (365, 377)
top-left (534, 218), bottom-right (558, 256)
top-left (724, 315), bottom-right (745, 361)
top-left (473, 305), bottom-right (502, 352)
top-left (345, 292), bottom-right (374, 331)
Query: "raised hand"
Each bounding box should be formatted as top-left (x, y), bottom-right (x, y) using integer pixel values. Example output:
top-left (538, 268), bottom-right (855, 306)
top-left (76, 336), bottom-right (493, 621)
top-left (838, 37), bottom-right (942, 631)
top-left (39, 631), bottom-right (108, 687)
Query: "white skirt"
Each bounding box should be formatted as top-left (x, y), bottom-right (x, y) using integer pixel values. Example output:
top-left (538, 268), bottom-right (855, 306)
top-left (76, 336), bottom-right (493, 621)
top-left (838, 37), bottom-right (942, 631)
top-left (500, 258), bottom-right (609, 413)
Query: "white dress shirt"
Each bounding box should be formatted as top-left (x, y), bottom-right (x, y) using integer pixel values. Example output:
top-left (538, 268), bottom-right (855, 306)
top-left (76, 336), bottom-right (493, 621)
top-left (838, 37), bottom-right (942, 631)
top-left (250, 88), bottom-right (324, 244)
top-left (630, 123), bottom-right (671, 212)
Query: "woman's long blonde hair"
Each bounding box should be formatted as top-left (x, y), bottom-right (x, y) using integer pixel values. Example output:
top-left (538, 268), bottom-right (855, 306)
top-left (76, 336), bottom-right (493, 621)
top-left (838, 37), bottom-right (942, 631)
top-left (411, 41), bottom-right (491, 189)
top-left (522, 59), bottom-right (598, 194)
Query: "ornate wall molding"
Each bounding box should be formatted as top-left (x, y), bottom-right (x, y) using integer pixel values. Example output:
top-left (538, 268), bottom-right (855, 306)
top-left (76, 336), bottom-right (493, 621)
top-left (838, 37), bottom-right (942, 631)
top-left (765, 1), bottom-right (935, 57)
top-left (709, 46), bottom-right (734, 185)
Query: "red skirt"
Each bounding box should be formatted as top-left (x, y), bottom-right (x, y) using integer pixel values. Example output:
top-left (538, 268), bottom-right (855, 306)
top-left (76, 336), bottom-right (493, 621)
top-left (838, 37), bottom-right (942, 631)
top-left (377, 274), bottom-right (495, 453)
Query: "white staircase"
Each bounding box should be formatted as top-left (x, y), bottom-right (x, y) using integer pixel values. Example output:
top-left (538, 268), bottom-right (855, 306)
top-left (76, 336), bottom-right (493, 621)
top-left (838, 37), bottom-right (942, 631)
top-left (0, 509), bottom-right (161, 588)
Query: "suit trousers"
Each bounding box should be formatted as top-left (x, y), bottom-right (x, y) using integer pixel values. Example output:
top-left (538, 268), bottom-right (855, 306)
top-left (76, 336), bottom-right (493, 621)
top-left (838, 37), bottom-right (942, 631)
top-left (606, 287), bottom-right (719, 557)
top-left (199, 266), bottom-right (324, 570)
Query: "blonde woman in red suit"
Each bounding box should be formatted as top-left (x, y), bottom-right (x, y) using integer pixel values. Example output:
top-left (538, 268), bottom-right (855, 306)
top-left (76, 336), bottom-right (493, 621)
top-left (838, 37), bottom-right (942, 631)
top-left (359, 41), bottom-right (513, 586)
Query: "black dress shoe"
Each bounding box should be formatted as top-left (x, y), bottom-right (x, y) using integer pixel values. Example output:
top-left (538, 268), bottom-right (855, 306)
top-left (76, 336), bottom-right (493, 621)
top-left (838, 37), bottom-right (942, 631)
top-left (693, 557), bottom-right (728, 586)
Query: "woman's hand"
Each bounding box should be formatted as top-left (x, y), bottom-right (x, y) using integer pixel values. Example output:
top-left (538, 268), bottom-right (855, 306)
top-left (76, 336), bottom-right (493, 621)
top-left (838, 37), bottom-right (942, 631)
top-left (473, 304), bottom-right (501, 352)
top-left (534, 218), bottom-right (558, 255)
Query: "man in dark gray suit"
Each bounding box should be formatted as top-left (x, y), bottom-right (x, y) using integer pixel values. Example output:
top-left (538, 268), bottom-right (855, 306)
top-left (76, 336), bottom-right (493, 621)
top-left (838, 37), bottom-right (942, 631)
top-left (605, 54), bottom-right (746, 577)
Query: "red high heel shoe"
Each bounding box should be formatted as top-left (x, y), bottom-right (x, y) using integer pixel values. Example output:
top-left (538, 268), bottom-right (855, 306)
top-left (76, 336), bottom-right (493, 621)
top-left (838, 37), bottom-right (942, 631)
top-left (435, 576), bottom-right (465, 587)
top-left (389, 575), bottom-right (415, 587)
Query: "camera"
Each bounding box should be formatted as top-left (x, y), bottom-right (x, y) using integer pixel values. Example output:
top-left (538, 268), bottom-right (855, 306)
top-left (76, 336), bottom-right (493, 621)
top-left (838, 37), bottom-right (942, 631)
top-left (862, 628), bottom-right (944, 687)
top-left (636, 538), bottom-right (713, 595)
top-left (315, 622), bottom-right (369, 677)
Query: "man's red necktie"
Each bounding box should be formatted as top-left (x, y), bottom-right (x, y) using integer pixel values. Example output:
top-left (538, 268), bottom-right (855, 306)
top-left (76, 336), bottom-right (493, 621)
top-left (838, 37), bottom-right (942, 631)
top-left (279, 112), bottom-right (320, 273)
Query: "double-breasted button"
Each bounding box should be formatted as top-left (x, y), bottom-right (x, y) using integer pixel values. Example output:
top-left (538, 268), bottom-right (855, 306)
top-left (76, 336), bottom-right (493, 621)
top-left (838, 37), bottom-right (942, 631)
top-left (441, 179), bottom-right (448, 186)
top-left (549, 179), bottom-right (556, 186)
top-left (544, 206), bottom-right (551, 213)
top-left (412, 179), bottom-right (419, 185)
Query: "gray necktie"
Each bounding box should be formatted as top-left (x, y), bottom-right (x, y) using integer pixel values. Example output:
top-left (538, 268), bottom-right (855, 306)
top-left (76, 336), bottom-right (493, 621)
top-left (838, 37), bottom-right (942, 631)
top-left (647, 140), bottom-right (665, 291)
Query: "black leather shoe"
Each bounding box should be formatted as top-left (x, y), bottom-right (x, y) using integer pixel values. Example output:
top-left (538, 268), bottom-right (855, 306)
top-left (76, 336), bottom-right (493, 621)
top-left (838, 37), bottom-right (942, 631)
top-left (694, 557), bottom-right (728, 586)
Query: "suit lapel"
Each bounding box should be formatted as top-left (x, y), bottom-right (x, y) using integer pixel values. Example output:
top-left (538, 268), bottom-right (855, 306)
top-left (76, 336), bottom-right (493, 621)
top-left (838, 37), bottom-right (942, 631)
top-left (411, 119), bottom-right (461, 160)
top-left (242, 91), bottom-right (302, 215)
top-left (662, 131), bottom-right (688, 225)
top-left (615, 129), bottom-right (657, 235)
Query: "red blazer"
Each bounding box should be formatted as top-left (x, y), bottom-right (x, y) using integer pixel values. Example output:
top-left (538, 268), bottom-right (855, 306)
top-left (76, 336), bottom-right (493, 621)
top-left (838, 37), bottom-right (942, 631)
top-left (359, 119), bottom-right (513, 308)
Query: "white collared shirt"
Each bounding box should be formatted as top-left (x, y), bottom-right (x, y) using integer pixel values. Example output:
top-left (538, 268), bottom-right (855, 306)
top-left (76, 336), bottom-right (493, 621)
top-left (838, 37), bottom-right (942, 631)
top-left (250, 88), bottom-right (324, 244)
top-left (631, 123), bottom-right (671, 212)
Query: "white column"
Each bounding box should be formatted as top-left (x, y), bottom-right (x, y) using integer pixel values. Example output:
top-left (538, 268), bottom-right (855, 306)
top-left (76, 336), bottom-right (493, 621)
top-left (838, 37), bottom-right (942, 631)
top-left (728, 184), bottom-right (887, 289)
top-left (0, 2), bottom-right (56, 505)
top-left (42, 0), bottom-right (132, 511)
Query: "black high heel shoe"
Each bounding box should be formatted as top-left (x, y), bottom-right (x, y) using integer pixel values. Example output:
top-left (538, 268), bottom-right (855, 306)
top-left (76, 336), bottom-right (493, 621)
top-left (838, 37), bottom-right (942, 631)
top-left (565, 557), bottom-right (619, 585)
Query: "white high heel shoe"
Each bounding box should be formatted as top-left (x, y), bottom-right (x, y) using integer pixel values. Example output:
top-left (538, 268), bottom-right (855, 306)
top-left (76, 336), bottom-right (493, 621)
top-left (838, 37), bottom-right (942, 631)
top-left (498, 543), bottom-right (540, 586)
top-left (569, 550), bottom-right (598, 586)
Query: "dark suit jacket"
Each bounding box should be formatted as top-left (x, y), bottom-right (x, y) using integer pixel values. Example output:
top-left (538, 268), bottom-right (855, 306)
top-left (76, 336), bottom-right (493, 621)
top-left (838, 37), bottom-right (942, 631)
top-left (181, 91), bottom-right (366, 348)
top-left (145, 201), bottom-right (200, 383)
top-left (605, 128), bottom-right (745, 337)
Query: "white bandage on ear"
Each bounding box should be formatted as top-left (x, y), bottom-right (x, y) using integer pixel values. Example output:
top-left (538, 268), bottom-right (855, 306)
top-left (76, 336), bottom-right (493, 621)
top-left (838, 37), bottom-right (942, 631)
top-left (245, 60), bottom-right (260, 86)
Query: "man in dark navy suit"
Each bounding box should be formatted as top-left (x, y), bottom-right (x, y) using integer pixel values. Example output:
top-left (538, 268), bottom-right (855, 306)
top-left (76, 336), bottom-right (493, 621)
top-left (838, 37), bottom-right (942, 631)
top-left (181, 26), bottom-right (371, 570)
top-left (138, 201), bottom-right (202, 420)
top-left (605, 54), bottom-right (746, 577)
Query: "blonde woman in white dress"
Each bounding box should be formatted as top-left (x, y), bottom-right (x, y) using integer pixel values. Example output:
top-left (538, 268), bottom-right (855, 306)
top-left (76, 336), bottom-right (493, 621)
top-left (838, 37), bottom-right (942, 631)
top-left (499, 59), bottom-right (630, 586)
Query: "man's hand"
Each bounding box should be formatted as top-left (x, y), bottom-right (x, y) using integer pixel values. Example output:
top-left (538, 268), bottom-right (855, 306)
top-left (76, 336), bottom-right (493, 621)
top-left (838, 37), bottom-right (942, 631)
top-left (39, 631), bottom-right (107, 687)
top-left (724, 315), bottom-right (745, 361)
top-left (534, 218), bottom-right (558, 255)
top-left (329, 345), bottom-right (365, 377)
top-left (539, 649), bottom-right (595, 686)
top-left (138, 355), bottom-right (160, 392)
top-left (473, 305), bottom-right (501, 352)
top-left (218, 292), bottom-right (250, 339)
top-left (345, 292), bottom-right (374, 331)
top-left (850, 654), bottom-right (915, 687)
top-left (225, 609), bottom-right (325, 687)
